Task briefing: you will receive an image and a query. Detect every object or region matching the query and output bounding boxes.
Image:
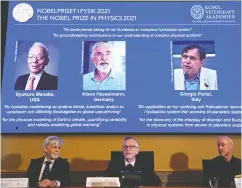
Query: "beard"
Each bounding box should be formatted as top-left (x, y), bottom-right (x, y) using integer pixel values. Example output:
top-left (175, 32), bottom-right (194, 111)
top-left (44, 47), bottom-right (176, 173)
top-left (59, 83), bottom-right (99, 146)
top-left (96, 61), bottom-right (111, 73)
top-left (50, 152), bottom-right (59, 159)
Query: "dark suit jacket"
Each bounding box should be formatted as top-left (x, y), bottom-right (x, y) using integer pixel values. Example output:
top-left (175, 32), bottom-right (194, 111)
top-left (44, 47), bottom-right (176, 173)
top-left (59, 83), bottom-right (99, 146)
top-left (27, 156), bottom-right (70, 187)
top-left (210, 156), bottom-right (241, 187)
top-left (105, 158), bottom-right (161, 186)
top-left (15, 71), bottom-right (58, 90)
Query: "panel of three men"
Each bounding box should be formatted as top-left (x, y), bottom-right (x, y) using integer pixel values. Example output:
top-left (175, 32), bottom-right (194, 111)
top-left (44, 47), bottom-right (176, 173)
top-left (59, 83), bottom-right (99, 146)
top-left (27, 136), bottom-right (240, 187)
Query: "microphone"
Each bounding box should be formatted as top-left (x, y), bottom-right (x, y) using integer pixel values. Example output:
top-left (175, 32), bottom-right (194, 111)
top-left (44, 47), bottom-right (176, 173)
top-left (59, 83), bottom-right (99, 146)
top-left (204, 78), bottom-right (209, 88)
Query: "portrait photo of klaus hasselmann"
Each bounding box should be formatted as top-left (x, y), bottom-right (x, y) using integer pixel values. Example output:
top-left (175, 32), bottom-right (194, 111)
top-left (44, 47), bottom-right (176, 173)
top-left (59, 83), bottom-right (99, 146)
top-left (82, 41), bottom-right (126, 90)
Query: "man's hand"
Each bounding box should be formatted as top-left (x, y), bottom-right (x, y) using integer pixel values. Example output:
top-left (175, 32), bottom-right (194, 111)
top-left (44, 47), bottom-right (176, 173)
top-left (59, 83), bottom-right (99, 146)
top-left (38, 179), bottom-right (57, 187)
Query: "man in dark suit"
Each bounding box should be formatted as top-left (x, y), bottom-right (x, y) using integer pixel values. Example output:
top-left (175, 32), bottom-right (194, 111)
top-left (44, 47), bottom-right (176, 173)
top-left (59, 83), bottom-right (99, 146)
top-left (27, 136), bottom-right (70, 187)
top-left (15, 42), bottom-right (58, 90)
top-left (209, 136), bottom-right (241, 187)
top-left (105, 136), bottom-right (161, 186)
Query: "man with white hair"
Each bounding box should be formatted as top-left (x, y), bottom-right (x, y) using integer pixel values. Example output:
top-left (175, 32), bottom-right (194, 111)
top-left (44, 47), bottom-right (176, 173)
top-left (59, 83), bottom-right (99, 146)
top-left (27, 136), bottom-right (70, 187)
top-left (15, 42), bottom-right (58, 90)
top-left (83, 41), bottom-right (125, 90)
top-left (209, 136), bottom-right (241, 187)
top-left (105, 136), bottom-right (161, 186)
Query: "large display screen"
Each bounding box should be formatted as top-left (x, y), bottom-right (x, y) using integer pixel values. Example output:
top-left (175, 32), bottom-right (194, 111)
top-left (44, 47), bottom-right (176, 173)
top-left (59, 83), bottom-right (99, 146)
top-left (1, 1), bottom-right (241, 133)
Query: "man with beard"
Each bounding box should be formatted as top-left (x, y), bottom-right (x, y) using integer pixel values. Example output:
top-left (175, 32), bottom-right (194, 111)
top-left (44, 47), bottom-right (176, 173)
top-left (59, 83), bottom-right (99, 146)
top-left (174, 44), bottom-right (218, 90)
top-left (27, 136), bottom-right (70, 187)
top-left (83, 41), bottom-right (125, 90)
top-left (105, 136), bottom-right (161, 186)
top-left (208, 136), bottom-right (241, 187)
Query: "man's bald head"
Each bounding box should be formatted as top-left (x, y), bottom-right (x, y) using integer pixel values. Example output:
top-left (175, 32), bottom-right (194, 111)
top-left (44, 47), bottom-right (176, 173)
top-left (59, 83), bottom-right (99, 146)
top-left (217, 136), bottom-right (233, 159)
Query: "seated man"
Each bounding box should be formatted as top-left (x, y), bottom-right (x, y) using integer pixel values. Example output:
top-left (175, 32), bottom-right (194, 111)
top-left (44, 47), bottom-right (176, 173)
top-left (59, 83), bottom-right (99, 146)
top-left (209, 136), bottom-right (241, 187)
top-left (27, 136), bottom-right (70, 187)
top-left (105, 136), bottom-right (161, 186)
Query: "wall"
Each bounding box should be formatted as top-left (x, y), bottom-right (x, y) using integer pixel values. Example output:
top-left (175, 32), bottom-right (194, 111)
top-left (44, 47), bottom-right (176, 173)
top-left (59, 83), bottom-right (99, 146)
top-left (1, 134), bottom-right (241, 171)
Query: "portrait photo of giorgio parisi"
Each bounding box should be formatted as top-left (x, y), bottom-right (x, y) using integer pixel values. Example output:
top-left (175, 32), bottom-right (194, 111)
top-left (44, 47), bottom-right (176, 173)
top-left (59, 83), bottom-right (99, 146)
top-left (14, 41), bottom-right (58, 90)
top-left (173, 41), bottom-right (218, 91)
top-left (82, 41), bottom-right (126, 90)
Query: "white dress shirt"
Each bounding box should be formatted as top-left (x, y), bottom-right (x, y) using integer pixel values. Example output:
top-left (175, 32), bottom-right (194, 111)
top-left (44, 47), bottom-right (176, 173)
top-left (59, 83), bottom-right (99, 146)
top-left (124, 160), bottom-right (136, 166)
top-left (38, 157), bottom-right (60, 187)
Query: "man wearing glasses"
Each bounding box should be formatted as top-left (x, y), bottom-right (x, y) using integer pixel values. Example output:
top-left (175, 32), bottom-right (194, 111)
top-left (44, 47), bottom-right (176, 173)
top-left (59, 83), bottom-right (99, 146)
top-left (15, 42), bottom-right (58, 90)
top-left (27, 136), bottom-right (70, 187)
top-left (105, 136), bottom-right (161, 186)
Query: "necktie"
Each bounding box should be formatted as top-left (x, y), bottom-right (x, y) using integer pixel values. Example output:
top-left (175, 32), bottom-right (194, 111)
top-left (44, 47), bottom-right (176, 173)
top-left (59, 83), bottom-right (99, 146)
top-left (27, 76), bottom-right (35, 90)
top-left (125, 164), bottom-right (134, 170)
top-left (42, 161), bottom-right (52, 180)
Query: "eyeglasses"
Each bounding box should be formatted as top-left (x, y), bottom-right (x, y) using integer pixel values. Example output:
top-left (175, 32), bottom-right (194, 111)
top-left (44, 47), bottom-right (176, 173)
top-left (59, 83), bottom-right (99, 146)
top-left (122, 145), bottom-right (138, 150)
top-left (28, 55), bottom-right (45, 61)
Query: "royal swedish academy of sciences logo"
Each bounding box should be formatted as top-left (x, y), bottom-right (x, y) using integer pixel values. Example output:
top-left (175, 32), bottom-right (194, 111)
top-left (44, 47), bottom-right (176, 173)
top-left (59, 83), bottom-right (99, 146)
top-left (190, 5), bottom-right (204, 20)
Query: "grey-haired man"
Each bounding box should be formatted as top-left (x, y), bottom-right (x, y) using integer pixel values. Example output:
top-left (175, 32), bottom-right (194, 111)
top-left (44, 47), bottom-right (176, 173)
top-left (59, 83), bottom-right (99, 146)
top-left (27, 136), bottom-right (70, 187)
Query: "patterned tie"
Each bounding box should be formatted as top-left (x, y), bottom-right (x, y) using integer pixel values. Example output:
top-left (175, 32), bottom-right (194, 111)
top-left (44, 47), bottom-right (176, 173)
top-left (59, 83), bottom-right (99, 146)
top-left (27, 76), bottom-right (35, 90)
top-left (41, 161), bottom-right (52, 180)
